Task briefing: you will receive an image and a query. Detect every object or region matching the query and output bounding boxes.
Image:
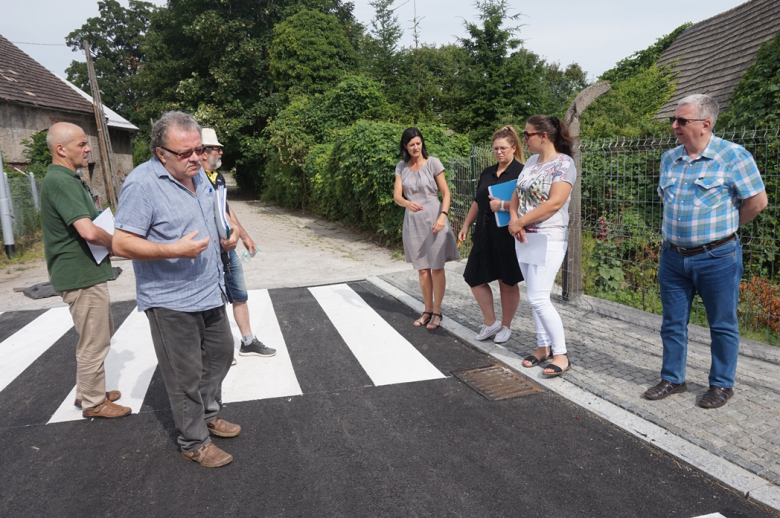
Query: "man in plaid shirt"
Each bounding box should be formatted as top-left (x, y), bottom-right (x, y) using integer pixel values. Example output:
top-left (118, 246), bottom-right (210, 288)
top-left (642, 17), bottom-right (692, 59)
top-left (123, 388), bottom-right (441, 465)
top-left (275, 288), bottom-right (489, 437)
top-left (644, 94), bottom-right (767, 409)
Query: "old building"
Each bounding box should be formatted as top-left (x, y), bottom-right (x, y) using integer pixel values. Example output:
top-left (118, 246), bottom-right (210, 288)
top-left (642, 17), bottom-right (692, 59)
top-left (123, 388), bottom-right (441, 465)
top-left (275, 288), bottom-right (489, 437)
top-left (656, 0), bottom-right (780, 118)
top-left (0, 34), bottom-right (137, 205)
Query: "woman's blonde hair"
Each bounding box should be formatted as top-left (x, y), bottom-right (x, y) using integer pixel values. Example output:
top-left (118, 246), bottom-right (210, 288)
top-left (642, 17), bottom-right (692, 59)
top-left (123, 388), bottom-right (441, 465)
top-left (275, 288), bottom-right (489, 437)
top-left (492, 125), bottom-right (525, 164)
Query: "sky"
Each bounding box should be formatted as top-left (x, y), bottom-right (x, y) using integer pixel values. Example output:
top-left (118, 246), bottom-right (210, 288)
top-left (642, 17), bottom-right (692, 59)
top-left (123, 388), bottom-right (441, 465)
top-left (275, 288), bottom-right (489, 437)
top-left (1, 0), bottom-right (748, 83)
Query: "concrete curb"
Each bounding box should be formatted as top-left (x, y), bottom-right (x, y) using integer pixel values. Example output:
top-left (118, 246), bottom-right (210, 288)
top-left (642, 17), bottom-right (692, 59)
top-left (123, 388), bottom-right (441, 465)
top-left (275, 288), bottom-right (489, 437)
top-left (366, 276), bottom-right (780, 514)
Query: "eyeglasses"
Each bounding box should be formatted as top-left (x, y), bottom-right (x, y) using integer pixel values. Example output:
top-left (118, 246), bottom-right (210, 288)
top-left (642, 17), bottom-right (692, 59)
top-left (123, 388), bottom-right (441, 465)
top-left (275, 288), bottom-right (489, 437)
top-left (523, 131), bottom-right (540, 139)
top-left (669, 117), bottom-right (706, 126)
top-left (492, 146), bottom-right (512, 153)
top-left (159, 146), bottom-right (204, 160)
top-left (204, 146), bottom-right (223, 154)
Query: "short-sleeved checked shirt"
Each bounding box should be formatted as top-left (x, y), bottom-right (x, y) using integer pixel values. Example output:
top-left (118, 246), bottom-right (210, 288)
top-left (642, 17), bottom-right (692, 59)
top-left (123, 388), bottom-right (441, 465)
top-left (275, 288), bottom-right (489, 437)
top-left (658, 135), bottom-right (764, 247)
top-left (114, 157), bottom-right (225, 312)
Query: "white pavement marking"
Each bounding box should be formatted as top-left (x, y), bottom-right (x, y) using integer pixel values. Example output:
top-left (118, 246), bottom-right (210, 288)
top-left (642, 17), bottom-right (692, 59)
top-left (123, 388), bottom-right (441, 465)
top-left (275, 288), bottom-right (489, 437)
top-left (221, 289), bottom-right (302, 403)
top-left (692, 514), bottom-right (727, 518)
top-left (309, 283), bottom-right (446, 386)
top-left (0, 307), bottom-right (73, 393)
top-left (49, 308), bottom-right (158, 423)
top-left (366, 276), bottom-right (780, 514)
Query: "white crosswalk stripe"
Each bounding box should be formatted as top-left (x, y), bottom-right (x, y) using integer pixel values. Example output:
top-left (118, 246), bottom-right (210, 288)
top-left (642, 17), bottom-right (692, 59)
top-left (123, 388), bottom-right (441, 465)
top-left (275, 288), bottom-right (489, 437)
top-left (222, 289), bottom-right (303, 403)
top-left (0, 306), bottom-right (73, 393)
top-left (309, 284), bottom-right (446, 386)
top-left (48, 308), bottom-right (157, 423)
top-left (0, 285), bottom-right (446, 424)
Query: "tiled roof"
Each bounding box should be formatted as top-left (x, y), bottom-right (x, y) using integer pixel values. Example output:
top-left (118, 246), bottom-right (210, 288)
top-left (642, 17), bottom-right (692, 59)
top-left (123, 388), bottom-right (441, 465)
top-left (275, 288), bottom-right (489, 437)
top-left (59, 76), bottom-right (138, 131)
top-left (656, 0), bottom-right (780, 118)
top-left (0, 33), bottom-right (94, 115)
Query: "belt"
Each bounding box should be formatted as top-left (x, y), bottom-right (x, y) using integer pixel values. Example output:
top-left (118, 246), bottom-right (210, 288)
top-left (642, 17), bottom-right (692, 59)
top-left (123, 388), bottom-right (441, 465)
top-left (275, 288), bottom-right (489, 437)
top-left (667, 233), bottom-right (736, 256)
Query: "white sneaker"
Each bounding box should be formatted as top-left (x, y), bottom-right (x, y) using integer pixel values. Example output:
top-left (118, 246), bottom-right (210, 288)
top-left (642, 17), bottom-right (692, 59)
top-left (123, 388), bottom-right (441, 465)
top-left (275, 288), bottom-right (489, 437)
top-left (475, 320), bottom-right (502, 341)
top-left (494, 326), bottom-right (511, 343)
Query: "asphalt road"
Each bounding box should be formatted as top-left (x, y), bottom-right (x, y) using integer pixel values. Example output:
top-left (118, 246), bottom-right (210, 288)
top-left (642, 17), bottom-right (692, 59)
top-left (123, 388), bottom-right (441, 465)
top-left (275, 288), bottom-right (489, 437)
top-left (0, 282), bottom-right (775, 518)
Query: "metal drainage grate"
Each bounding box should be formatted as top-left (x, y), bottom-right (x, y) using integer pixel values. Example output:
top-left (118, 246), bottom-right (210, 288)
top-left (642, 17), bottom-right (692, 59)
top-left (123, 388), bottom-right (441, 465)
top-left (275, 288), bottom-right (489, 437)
top-left (452, 364), bottom-right (544, 401)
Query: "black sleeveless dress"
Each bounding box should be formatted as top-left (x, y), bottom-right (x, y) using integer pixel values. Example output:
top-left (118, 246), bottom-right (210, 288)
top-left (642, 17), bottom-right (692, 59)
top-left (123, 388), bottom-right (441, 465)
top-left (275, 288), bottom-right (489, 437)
top-left (463, 159), bottom-right (524, 287)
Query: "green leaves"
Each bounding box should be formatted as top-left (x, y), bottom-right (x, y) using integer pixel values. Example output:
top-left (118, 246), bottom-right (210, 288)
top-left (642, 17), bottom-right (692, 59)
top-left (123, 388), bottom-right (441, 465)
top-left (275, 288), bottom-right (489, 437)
top-left (269, 10), bottom-right (359, 98)
top-left (719, 32), bottom-right (780, 130)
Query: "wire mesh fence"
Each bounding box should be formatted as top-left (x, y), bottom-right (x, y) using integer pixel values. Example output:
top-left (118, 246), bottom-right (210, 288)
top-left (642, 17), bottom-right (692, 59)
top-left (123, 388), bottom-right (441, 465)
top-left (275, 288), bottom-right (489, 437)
top-left (450, 127), bottom-right (780, 349)
top-left (448, 146), bottom-right (495, 259)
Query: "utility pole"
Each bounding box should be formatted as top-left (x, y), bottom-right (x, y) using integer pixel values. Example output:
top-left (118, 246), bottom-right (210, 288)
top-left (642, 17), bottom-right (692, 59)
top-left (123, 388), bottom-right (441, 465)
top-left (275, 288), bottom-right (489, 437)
top-left (82, 40), bottom-right (118, 208)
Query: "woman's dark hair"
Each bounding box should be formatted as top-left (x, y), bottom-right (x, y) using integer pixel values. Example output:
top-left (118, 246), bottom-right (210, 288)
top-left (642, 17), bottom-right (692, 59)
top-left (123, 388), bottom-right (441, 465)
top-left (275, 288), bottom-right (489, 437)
top-left (526, 115), bottom-right (573, 157)
top-left (492, 125), bottom-right (525, 164)
top-left (399, 127), bottom-right (430, 162)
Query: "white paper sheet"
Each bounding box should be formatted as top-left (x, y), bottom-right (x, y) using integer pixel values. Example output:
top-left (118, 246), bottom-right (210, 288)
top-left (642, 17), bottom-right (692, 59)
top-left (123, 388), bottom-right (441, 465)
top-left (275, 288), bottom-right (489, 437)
top-left (514, 232), bottom-right (548, 266)
top-left (87, 208), bottom-right (114, 264)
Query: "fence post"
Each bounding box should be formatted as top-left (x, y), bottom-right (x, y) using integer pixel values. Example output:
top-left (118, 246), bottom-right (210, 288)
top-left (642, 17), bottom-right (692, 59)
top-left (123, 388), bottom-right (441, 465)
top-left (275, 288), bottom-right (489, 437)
top-left (0, 151), bottom-right (16, 258)
top-left (562, 82), bottom-right (611, 301)
top-left (28, 172), bottom-right (39, 212)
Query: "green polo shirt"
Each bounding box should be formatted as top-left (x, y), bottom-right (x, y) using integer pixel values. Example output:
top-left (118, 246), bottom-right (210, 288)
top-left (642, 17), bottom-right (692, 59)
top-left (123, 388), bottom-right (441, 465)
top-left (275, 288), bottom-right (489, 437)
top-left (40, 164), bottom-right (113, 291)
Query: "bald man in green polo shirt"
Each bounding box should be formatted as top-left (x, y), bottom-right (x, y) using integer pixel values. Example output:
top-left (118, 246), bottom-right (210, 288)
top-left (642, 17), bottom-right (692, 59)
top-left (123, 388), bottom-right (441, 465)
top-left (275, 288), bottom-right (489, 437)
top-left (40, 122), bottom-right (130, 419)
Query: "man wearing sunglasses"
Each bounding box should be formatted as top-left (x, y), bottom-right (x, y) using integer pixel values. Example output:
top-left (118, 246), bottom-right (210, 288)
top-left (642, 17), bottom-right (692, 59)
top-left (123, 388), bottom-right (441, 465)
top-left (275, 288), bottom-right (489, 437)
top-left (113, 111), bottom-right (241, 467)
top-left (644, 94), bottom-right (767, 409)
top-left (200, 128), bottom-right (276, 362)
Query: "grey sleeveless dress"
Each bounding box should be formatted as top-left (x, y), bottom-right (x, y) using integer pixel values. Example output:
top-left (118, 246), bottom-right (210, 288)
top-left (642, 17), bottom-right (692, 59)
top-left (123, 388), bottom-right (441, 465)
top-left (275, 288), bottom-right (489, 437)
top-left (395, 157), bottom-right (460, 270)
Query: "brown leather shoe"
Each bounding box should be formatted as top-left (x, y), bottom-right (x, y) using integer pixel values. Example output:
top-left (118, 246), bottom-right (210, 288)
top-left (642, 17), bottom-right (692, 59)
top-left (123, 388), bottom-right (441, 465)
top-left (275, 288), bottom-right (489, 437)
top-left (699, 386), bottom-right (734, 409)
top-left (207, 417), bottom-right (241, 438)
top-left (643, 380), bottom-right (687, 400)
top-left (82, 400), bottom-right (131, 419)
top-left (74, 390), bottom-right (121, 409)
top-left (182, 442), bottom-right (233, 468)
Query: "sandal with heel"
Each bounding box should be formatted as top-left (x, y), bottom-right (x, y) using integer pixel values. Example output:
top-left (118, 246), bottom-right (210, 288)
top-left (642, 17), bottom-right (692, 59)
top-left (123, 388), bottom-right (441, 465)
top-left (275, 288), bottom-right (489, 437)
top-left (426, 313), bottom-right (442, 330)
top-left (413, 312), bottom-right (433, 327)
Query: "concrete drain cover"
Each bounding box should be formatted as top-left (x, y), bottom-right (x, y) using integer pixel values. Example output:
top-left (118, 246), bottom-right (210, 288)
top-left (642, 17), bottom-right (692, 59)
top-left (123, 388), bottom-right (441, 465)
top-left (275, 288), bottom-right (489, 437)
top-left (452, 364), bottom-right (544, 401)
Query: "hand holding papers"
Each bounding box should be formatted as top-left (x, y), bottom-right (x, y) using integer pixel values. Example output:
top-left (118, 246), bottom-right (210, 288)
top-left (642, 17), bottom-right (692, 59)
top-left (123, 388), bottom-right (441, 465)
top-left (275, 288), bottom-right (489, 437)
top-left (87, 208), bottom-right (114, 265)
top-left (515, 232), bottom-right (548, 266)
top-left (487, 179), bottom-right (517, 227)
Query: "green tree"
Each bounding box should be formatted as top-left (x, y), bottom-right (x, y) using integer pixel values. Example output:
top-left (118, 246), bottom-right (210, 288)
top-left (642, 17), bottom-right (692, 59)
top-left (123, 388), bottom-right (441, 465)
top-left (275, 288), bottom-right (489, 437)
top-left (365, 0), bottom-right (403, 92)
top-left (269, 10), bottom-right (359, 98)
top-left (65, 0), bottom-right (156, 122)
top-left (719, 31), bottom-right (780, 130)
top-left (21, 130), bottom-right (51, 175)
top-left (135, 0), bottom-right (358, 176)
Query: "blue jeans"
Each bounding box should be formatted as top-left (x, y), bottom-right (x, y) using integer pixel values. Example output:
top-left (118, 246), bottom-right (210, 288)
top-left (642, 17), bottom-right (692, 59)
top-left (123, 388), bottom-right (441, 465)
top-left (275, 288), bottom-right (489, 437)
top-left (658, 239), bottom-right (743, 388)
top-left (223, 250), bottom-right (248, 304)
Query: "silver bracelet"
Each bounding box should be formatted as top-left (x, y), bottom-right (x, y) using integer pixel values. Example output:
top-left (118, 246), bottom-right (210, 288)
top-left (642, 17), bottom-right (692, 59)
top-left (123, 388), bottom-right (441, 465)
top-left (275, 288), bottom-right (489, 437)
top-left (500, 200), bottom-right (505, 211)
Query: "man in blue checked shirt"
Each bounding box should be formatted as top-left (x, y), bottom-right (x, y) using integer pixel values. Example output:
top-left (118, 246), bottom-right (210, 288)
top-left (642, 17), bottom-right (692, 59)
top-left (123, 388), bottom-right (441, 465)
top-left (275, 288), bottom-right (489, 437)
top-left (113, 111), bottom-right (242, 468)
top-left (643, 94), bottom-right (767, 409)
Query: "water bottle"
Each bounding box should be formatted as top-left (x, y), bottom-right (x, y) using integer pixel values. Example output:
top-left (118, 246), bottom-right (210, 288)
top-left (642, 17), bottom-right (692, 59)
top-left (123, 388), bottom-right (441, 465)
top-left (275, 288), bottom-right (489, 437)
top-left (241, 247), bottom-right (260, 263)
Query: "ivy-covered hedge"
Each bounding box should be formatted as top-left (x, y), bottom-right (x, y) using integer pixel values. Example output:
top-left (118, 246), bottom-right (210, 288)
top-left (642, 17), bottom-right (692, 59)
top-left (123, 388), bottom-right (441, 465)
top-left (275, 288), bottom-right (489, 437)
top-left (251, 75), bottom-right (469, 245)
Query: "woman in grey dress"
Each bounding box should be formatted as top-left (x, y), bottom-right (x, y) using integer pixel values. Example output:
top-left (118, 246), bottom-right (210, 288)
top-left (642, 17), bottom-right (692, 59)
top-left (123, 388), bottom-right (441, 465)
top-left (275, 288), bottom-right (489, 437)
top-left (393, 128), bottom-right (459, 329)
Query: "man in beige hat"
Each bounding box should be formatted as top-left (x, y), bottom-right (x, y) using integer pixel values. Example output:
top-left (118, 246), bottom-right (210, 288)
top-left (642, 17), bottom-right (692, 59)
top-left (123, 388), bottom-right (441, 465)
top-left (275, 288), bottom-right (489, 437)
top-left (201, 128), bottom-right (276, 361)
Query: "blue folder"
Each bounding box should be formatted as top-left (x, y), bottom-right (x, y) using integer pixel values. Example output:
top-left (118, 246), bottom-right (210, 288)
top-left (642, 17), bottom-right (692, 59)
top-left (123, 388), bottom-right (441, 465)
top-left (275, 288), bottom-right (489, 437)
top-left (487, 179), bottom-right (517, 228)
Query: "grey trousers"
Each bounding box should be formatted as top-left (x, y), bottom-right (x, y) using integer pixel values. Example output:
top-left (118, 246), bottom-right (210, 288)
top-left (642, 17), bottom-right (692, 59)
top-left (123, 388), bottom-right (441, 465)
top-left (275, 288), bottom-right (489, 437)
top-left (145, 305), bottom-right (233, 452)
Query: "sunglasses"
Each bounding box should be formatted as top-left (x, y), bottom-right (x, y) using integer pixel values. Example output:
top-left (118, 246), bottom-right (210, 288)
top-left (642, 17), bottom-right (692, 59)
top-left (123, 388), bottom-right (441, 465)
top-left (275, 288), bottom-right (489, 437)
top-left (669, 117), bottom-right (706, 126)
top-left (160, 146), bottom-right (204, 160)
top-left (523, 131), bottom-right (540, 139)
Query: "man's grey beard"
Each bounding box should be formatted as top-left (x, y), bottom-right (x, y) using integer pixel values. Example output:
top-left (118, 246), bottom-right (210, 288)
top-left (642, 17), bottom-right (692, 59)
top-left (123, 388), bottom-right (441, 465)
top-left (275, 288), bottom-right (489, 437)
top-left (208, 157), bottom-right (222, 171)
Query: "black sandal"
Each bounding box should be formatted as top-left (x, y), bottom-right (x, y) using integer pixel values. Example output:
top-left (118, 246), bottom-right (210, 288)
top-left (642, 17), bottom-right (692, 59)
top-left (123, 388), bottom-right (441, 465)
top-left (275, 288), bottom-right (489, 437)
top-left (426, 313), bottom-right (442, 330)
top-left (413, 312), bottom-right (432, 327)
top-left (522, 348), bottom-right (552, 368)
top-left (541, 355), bottom-right (570, 377)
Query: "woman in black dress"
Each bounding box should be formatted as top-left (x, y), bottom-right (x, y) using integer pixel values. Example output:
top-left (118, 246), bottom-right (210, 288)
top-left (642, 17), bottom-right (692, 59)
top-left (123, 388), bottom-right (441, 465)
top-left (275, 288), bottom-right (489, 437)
top-left (458, 126), bottom-right (525, 343)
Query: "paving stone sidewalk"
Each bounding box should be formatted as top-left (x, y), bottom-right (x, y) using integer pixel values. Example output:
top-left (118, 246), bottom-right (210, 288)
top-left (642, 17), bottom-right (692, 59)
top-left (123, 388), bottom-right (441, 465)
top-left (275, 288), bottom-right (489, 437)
top-left (379, 262), bottom-right (780, 487)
